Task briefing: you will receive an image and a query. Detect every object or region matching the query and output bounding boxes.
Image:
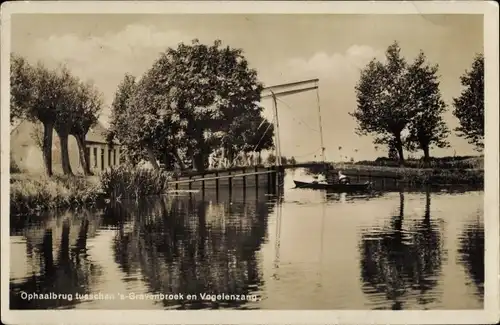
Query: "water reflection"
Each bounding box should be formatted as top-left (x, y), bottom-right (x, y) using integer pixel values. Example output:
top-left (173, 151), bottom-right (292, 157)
top-left (107, 189), bottom-right (273, 309)
top-left (457, 215), bottom-right (484, 299)
top-left (10, 210), bottom-right (103, 309)
top-left (9, 174), bottom-right (484, 310)
top-left (359, 190), bottom-right (445, 310)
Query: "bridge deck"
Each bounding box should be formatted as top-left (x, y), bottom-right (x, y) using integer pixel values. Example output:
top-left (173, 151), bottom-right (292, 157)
top-left (170, 169), bottom-right (276, 185)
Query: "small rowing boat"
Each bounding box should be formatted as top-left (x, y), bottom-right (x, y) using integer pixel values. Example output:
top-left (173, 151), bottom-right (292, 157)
top-left (293, 180), bottom-right (372, 192)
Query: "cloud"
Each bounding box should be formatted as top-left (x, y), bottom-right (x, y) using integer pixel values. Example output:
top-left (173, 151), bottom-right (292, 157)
top-left (33, 24), bottom-right (194, 63)
top-left (285, 45), bottom-right (385, 82)
top-left (30, 24), bottom-right (195, 104)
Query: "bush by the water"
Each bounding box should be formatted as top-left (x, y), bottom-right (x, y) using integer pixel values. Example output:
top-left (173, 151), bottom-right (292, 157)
top-left (10, 174), bottom-right (104, 214)
top-left (11, 166), bottom-right (172, 214)
top-left (100, 165), bottom-right (171, 199)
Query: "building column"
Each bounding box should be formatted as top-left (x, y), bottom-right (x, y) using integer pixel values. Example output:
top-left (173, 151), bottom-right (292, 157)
top-left (96, 146), bottom-right (102, 173)
top-left (104, 144), bottom-right (109, 170)
top-left (88, 145), bottom-right (94, 172)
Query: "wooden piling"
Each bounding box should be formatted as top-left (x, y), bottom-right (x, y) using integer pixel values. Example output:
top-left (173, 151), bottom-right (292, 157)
top-left (267, 167), bottom-right (272, 192)
top-left (270, 167), bottom-right (277, 193)
top-left (255, 166), bottom-right (259, 188)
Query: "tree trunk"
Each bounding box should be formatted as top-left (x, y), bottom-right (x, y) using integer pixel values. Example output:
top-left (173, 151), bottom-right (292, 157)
top-left (42, 122), bottom-right (54, 177)
top-left (422, 143), bottom-right (430, 165)
top-left (146, 147), bottom-right (160, 170)
top-left (173, 148), bottom-right (186, 170)
top-left (75, 133), bottom-right (92, 176)
top-left (58, 132), bottom-right (73, 176)
top-left (394, 135), bottom-right (405, 166)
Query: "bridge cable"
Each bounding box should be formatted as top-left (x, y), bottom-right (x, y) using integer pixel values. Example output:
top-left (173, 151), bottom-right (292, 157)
top-left (275, 97), bottom-right (320, 133)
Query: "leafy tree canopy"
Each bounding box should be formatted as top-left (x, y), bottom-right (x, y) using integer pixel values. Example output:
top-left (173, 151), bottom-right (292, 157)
top-left (405, 51), bottom-right (449, 160)
top-left (453, 53), bottom-right (484, 150)
top-left (351, 42), bottom-right (449, 164)
top-left (108, 39), bottom-right (273, 171)
top-left (350, 41), bottom-right (413, 164)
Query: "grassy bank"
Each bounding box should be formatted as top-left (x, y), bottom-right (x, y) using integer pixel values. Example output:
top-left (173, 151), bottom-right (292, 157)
top-left (10, 166), bottom-right (172, 215)
top-left (355, 155), bottom-right (484, 170)
top-left (297, 155), bottom-right (484, 186)
top-left (331, 164), bottom-right (484, 186)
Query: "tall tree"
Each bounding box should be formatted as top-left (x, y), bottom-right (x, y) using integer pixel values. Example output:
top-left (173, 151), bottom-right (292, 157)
top-left (108, 73), bottom-right (186, 170)
top-left (10, 54), bottom-right (31, 124)
top-left (453, 53), bottom-right (484, 150)
top-left (53, 67), bottom-right (80, 176)
top-left (148, 39), bottom-right (263, 172)
top-left (405, 51), bottom-right (449, 162)
top-left (107, 74), bottom-right (144, 166)
top-left (108, 40), bottom-right (265, 172)
top-left (10, 55), bottom-right (70, 177)
top-left (350, 42), bottom-right (414, 165)
top-left (70, 81), bottom-right (103, 176)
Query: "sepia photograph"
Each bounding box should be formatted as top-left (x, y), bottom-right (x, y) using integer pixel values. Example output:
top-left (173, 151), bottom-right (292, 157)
top-left (1, 1), bottom-right (499, 324)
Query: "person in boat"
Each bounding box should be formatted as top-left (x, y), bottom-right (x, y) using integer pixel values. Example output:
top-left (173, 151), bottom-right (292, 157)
top-left (312, 174), bottom-right (327, 184)
top-left (338, 170), bottom-right (351, 184)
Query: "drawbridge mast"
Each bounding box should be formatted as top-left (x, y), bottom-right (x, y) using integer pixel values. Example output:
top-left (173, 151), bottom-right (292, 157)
top-left (261, 78), bottom-right (325, 167)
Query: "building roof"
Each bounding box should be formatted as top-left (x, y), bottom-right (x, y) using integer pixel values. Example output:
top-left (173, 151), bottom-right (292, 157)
top-left (85, 121), bottom-right (116, 144)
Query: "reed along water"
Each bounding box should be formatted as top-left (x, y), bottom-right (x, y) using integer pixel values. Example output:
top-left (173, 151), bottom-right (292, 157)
top-left (9, 168), bottom-right (484, 310)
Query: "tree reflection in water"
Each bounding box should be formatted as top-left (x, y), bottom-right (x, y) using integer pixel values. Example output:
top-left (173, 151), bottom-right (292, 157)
top-left (108, 189), bottom-right (273, 309)
top-left (359, 190), bottom-right (444, 310)
top-left (457, 214), bottom-right (484, 299)
top-left (10, 209), bottom-right (103, 309)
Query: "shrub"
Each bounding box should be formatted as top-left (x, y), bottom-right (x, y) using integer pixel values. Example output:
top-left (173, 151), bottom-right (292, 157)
top-left (99, 165), bottom-right (172, 200)
top-left (10, 174), bottom-right (103, 214)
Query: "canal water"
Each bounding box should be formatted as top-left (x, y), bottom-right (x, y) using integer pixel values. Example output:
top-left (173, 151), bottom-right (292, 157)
top-left (9, 169), bottom-right (484, 310)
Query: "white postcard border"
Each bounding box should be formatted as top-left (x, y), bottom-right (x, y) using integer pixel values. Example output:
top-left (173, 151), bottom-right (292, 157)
top-left (1, 1), bottom-right (498, 324)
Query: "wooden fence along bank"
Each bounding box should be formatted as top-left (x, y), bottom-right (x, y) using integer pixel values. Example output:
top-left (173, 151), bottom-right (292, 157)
top-left (168, 164), bottom-right (404, 195)
top-left (169, 166), bottom-right (284, 195)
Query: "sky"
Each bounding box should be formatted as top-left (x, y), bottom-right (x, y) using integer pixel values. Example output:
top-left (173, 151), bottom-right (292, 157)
top-left (10, 14), bottom-right (484, 162)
